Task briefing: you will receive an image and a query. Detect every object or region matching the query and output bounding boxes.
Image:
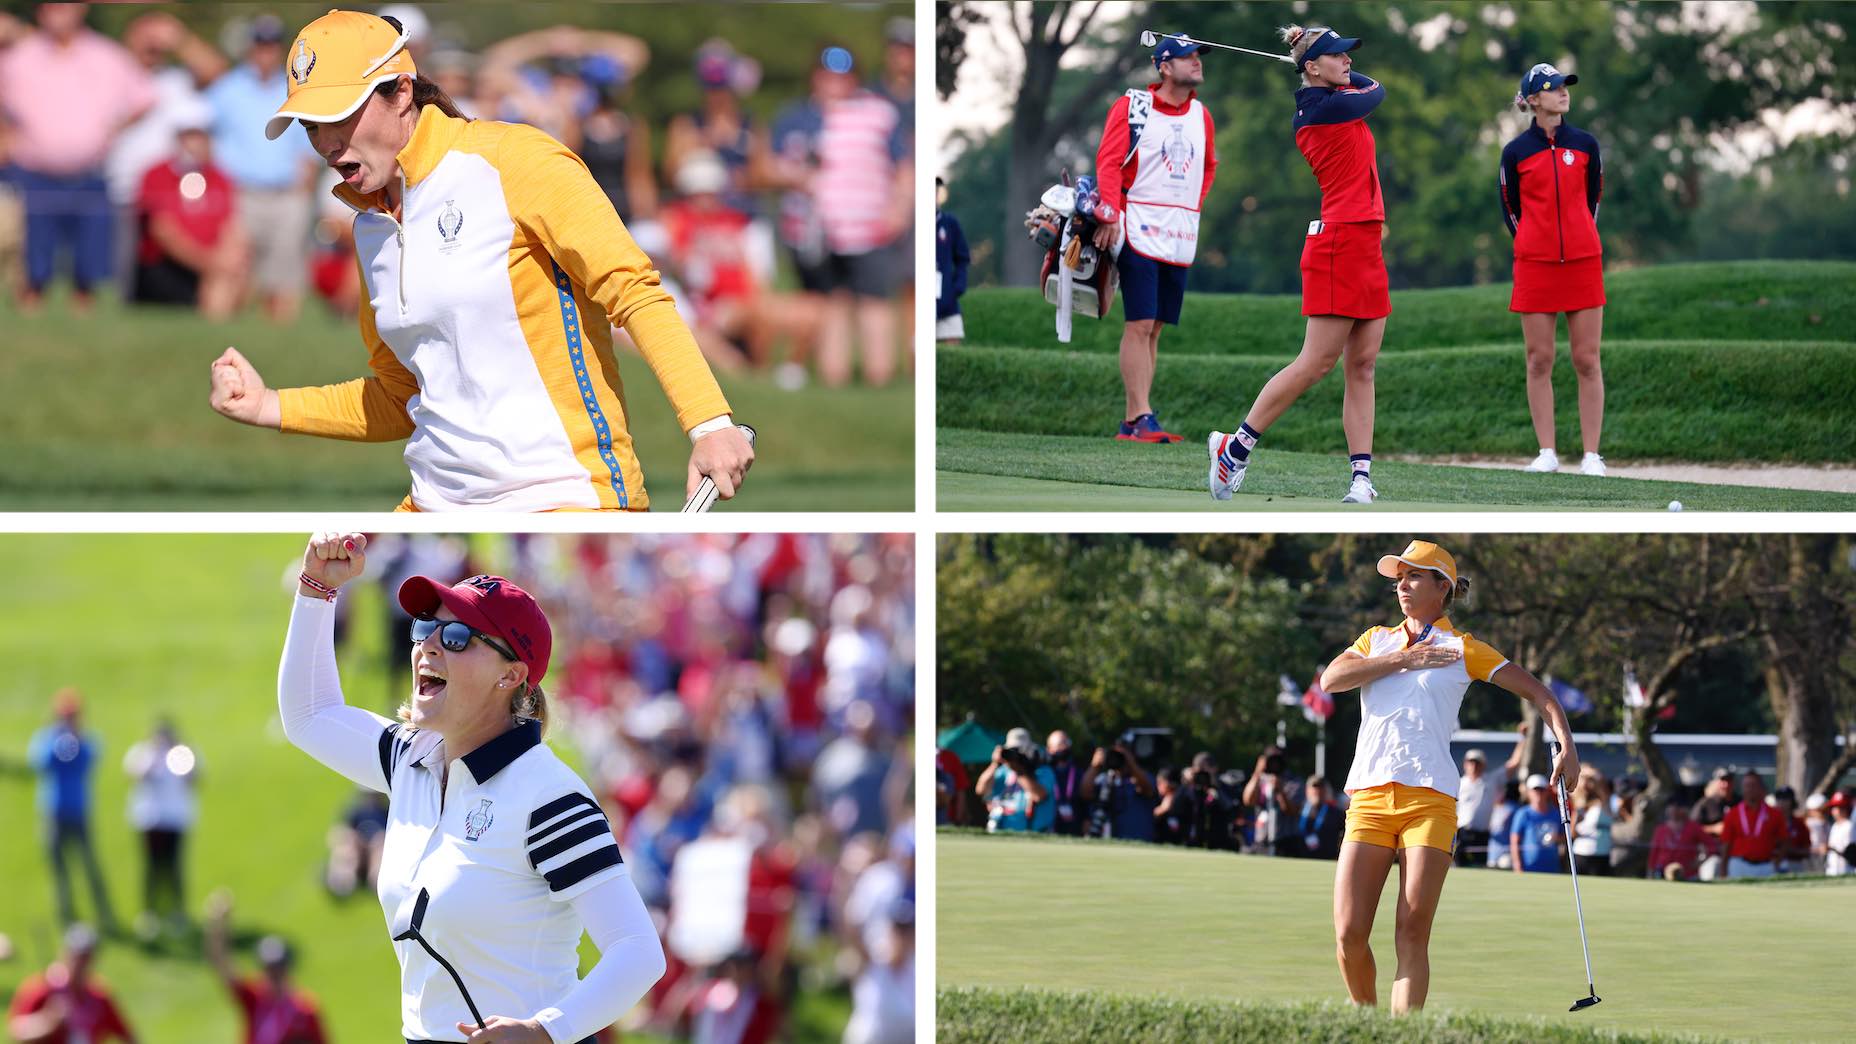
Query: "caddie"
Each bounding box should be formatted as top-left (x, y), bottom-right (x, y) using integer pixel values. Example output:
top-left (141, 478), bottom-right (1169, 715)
top-left (1090, 31), bottom-right (1219, 443)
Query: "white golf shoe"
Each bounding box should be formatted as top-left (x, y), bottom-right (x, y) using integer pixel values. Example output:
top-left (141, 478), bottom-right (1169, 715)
top-left (1341, 475), bottom-right (1378, 504)
top-left (1580, 452), bottom-right (1607, 477)
top-left (1207, 431), bottom-right (1246, 501)
top-left (1525, 448), bottom-right (1560, 473)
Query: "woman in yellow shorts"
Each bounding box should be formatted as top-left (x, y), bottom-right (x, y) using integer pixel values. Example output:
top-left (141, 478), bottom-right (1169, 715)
top-left (1318, 540), bottom-right (1580, 1012)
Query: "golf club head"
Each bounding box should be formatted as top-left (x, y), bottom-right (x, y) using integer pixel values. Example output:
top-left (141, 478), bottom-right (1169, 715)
top-left (1039, 184), bottom-right (1077, 215)
top-left (1570, 993), bottom-right (1602, 1012)
top-left (1139, 29), bottom-right (1157, 47)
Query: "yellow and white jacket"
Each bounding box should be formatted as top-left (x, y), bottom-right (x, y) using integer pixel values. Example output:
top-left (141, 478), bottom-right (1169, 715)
top-left (278, 106), bottom-right (730, 511)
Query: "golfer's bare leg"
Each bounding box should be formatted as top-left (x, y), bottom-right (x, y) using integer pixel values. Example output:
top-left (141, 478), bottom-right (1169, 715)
top-left (1243, 315), bottom-right (1351, 433)
top-left (1521, 312), bottom-right (1560, 451)
top-left (856, 295), bottom-right (896, 386)
top-left (1390, 844), bottom-right (1452, 1014)
top-left (1334, 840), bottom-right (1396, 1006)
top-left (817, 290), bottom-right (854, 387)
top-left (1567, 306), bottom-right (1605, 455)
top-left (1120, 319), bottom-right (1159, 419)
top-left (1341, 317), bottom-right (1385, 457)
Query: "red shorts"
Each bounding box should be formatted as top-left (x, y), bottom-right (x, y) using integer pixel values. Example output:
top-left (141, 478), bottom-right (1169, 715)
top-left (1511, 255), bottom-right (1606, 313)
top-left (1300, 220), bottom-right (1390, 320)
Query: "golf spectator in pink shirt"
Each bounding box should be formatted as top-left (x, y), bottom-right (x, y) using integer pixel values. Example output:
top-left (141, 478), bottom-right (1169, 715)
top-left (0, 2), bottom-right (153, 311)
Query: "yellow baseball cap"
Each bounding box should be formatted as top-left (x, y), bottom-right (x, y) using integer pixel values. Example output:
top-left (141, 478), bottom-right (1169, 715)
top-left (1377, 540), bottom-right (1457, 586)
top-left (265, 9), bottom-right (416, 141)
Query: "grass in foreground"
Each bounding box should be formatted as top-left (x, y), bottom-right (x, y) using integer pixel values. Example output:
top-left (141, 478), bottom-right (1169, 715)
top-left (0, 299), bottom-right (912, 510)
top-left (936, 430), bottom-right (1856, 511)
top-left (938, 986), bottom-right (1714, 1043)
top-left (937, 833), bottom-right (1853, 1043)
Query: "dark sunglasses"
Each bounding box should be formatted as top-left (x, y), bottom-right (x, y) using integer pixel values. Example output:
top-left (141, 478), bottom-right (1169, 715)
top-left (410, 616), bottom-right (519, 662)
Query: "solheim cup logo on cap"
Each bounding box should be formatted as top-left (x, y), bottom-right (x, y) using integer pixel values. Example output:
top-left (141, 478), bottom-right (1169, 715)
top-left (290, 39), bottom-right (316, 85)
top-left (464, 798), bottom-right (494, 842)
top-left (438, 200), bottom-right (464, 253)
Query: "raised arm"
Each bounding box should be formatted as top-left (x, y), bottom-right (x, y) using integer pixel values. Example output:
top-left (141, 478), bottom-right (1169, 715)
top-left (1487, 663), bottom-right (1579, 787)
top-left (279, 533), bottom-right (399, 791)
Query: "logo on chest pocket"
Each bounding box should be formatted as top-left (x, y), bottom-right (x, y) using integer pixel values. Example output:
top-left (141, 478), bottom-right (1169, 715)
top-left (464, 798), bottom-right (495, 841)
top-left (1562, 151), bottom-right (1575, 167)
top-left (437, 200), bottom-right (465, 253)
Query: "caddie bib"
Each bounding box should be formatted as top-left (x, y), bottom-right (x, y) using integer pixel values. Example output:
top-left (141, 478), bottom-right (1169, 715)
top-left (1124, 94), bottom-right (1207, 266)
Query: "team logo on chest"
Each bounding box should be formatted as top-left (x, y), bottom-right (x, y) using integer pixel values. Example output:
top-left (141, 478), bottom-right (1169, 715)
top-left (290, 40), bottom-right (316, 85)
top-left (1160, 122), bottom-right (1196, 180)
top-left (1562, 151), bottom-right (1575, 166)
top-left (437, 200), bottom-right (465, 253)
top-left (464, 798), bottom-right (495, 841)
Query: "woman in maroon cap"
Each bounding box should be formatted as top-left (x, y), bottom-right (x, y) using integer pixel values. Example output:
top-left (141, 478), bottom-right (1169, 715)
top-left (278, 532), bottom-right (664, 1043)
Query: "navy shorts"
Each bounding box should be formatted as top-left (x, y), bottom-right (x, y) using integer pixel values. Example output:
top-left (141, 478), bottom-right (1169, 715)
top-left (1116, 247), bottom-right (1188, 325)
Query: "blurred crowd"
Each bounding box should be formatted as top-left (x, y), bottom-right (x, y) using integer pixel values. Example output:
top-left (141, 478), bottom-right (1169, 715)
top-left (944, 723), bottom-right (1856, 884)
top-left (0, 2), bottom-right (914, 387)
top-left (13, 533), bottom-right (916, 1043)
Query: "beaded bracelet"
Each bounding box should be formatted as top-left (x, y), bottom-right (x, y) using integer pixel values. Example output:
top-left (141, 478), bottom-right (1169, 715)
top-left (299, 573), bottom-right (338, 602)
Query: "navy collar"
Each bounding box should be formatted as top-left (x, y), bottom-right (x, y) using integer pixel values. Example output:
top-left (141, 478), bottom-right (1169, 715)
top-left (459, 719), bottom-right (543, 784)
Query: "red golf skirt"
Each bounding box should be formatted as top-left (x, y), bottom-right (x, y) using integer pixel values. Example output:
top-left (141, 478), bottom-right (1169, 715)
top-left (1300, 220), bottom-right (1390, 320)
top-left (1511, 255), bottom-right (1606, 313)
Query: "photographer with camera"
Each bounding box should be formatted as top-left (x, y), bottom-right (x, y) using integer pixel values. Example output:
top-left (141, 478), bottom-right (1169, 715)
top-left (1184, 752), bottom-right (1234, 851)
top-left (974, 728), bottom-right (1056, 833)
top-left (1082, 733), bottom-right (1157, 841)
top-left (1153, 768), bottom-right (1195, 845)
top-left (1044, 731), bottom-right (1091, 837)
top-left (1242, 746), bottom-right (1297, 856)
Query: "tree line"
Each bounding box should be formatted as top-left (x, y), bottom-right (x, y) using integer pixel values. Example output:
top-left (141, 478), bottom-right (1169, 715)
top-left (938, 0), bottom-right (1856, 291)
top-left (937, 533), bottom-right (1856, 861)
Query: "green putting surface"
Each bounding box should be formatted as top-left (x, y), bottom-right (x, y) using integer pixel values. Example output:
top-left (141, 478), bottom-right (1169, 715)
top-left (936, 431), bottom-right (1856, 511)
top-left (937, 832), bottom-right (1853, 1042)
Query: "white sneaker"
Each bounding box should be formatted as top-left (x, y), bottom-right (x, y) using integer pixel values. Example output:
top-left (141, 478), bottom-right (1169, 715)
top-left (1207, 431), bottom-right (1246, 501)
top-left (1525, 448), bottom-right (1560, 473)
top-left (1580, 452), bottom-right (1607, 477)
top-left (1341, 475), bottom-right (1377, 504)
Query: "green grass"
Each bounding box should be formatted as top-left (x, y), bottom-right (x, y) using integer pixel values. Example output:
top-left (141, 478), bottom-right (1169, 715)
top-left (937, 341), bottom-right (1856, 463)
top-left (940, 260), bottom-right (1856, 509)
top-left (938, 987), bottom-right (1712, 1043)
top-left (937, 430), bottom-right (1856, 511)
top-left (0, 298), bottom-right (912, 510)
top-left (0, 536), bottom-right (849, 1041)
top-left (936, 832), bottom-right (1855, 1043)
top-left (961, 260), bottom-right (1856, 356)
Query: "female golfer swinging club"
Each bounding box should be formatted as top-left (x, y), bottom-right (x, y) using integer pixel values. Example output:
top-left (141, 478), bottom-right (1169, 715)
top-left (281, 533), bottom-right (664, 1041)
top-left (1318, 540), bottom-right (1580, 1012)
top-left (1501, 63), bottom-right (1607, 477)
top-left (1210, 25), bottom-right (1390, 504)
top-left (209, 10), bottom-right (752, 511)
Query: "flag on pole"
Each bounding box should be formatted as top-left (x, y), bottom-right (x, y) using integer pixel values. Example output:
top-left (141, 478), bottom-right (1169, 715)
top-left (1278, 674), bottom-right (1302, 707)
top-left (1547, 676), bottom-right (1592, 716)
top-left (1622, 666), bottom-right (1647, 708)
top-left (1302, 666), bottom-right (1334, 723)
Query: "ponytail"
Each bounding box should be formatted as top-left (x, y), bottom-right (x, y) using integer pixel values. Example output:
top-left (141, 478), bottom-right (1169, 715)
top-left (513, 682), bottom-right (550, 735)
top-left (1447, 575), bottom-right (1473, 607)
top-left (374, 73), bottom-right (470, 121)
top-left (1279, 24), bottom-right (1330, 78)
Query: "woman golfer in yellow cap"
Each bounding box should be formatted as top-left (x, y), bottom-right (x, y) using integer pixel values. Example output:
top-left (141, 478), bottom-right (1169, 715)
top-left (208, 10), bottom-right (752, 511)
top-left (1318, 540), bottom-right (1580, 1012)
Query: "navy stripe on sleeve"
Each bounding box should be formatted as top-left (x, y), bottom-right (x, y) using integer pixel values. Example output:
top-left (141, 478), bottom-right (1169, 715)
top-left (530, 820), bottom-right (614, 865)
top-left (377, 724), bottom-right (407, 791)
top-left (528, 805), bottom-right (604, 847)
top-left (541, 846), bottom-right (624, 893)
top-left (529, 792), bottom-right (599, 830)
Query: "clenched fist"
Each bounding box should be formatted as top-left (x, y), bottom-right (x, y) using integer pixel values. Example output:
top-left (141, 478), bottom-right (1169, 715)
top-left (210, 347), bottom-right (282, 429)
top-left (686, 425), bottom-right (755, 502)
top-left (302, 532), bottom-right (368, 594)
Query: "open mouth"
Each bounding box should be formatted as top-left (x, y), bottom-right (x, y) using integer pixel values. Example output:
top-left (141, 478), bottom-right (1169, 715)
top-left (335, 161), bottom-right (361, 183)
top-left (416, 669), bottom-right (446, 699)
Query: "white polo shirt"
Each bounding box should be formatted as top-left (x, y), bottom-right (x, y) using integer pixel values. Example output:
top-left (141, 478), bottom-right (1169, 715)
top-left (1341, 616), bottom-right (1509, 799)
top-left (377, 718), bottom-right (627, 1040)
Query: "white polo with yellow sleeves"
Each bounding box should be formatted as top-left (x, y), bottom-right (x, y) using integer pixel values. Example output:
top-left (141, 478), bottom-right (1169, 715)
top-left (278, 594), bottom-right (665, 1042)
top-left (1340, 615), bottom-right (1509, 799)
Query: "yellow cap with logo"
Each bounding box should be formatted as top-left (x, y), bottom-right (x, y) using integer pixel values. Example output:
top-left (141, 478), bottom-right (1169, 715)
top-left (1376, 540), bottom-right (1457, 586)
top-left (265, 9), bottom-right (416, 141)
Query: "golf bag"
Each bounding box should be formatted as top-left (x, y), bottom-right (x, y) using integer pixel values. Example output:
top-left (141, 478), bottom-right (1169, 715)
top-left (1024, 173), bottom-right (1118, 343)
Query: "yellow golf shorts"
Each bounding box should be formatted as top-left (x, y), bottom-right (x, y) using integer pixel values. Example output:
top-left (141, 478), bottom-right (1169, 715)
top-left (1344, 782), bottom-right (1458, 854)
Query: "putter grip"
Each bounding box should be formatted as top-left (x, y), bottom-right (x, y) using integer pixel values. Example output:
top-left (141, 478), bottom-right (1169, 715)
top-left (681, 423), bottom-right (756, 513)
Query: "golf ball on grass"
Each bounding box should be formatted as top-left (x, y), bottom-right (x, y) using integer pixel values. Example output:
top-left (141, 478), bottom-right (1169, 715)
top-left (1668, 500), bottom-right (1683, 512)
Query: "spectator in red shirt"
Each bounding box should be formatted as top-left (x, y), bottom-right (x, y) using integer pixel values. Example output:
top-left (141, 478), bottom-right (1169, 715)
top-left (1647, 800), bottom-right (1703, 880)
top-left (663, 150), bottom-right (760, 372)
top-left (133, 102), bottom-right (245, 318)
top-left (204, 891), bottom-right (328, 1044)
top-left (1717, 770), bottom-right (1787, 879)
top-left (6, 924), bottom-right (136, 1044)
